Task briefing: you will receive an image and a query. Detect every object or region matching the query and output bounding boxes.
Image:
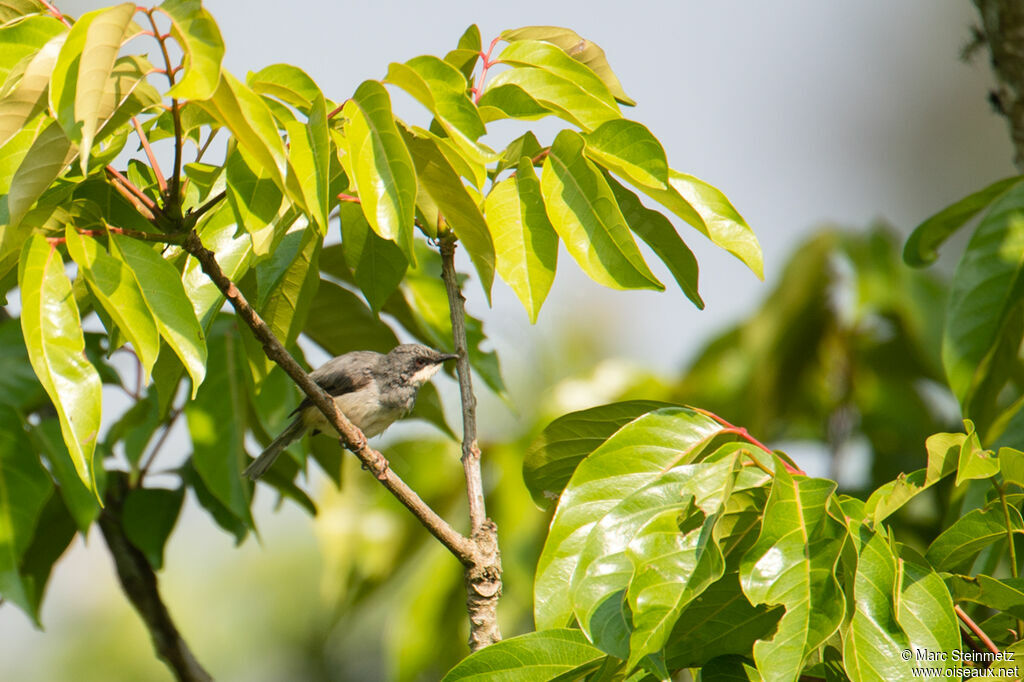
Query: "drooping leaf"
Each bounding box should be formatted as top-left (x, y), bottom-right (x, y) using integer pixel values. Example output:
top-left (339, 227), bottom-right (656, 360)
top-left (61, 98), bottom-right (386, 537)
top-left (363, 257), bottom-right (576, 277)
top-left (485, 158), bottom-right (557, 322)
top-left (180, 201), bottom-right (253, 328)
top-left (523, 399), bottom-right (674, 509)
top-left (441, 629), bottom-right (606, 682)
top-left (29, 417), bottom-right (100, 534)
top-left (584, 119), bottom-right (667, 188)
top-left (18, 234), bottom-right (102, 491)
top-left (6, 119), bottom-right (71, 227)
top-left (16, 490), bottom-right (76, 624)
top-left (340, 80), bottom-right (417, 262)
top-left (402, 128), bottom-right (495, 297)
top-left (501, 26), bottom-right (635, 105)
top-left (64, 227), bottom-right (160, 378)
top-left (159, 0), bottom-right (224, 100)
top-left (0, 403), bottom-right (53, 621)
top-left (338, 201), bottom-right (407, 313)
top-left (122, 486), bottom-right (184, 571)
top-left (184, 317), bottom-right (252, 529)
top-left (109, 233), bottom-right (207, 396)
top-left (739, 467), bottom-right (846, 682)
top-left (385, 55), bottom-right (485, 144)
top-left (904, 175), bottom-right (1024, 267)
top-left (535, 407), bottom-right (725, 630)
top-left (47, 2), bottom-right (135, 172)
top-left (541, 130), bottom-right (662, 291)
top-left (0, 14), bottom-right (63, 85)
top-left (0, 25), bottom-right (66, 149)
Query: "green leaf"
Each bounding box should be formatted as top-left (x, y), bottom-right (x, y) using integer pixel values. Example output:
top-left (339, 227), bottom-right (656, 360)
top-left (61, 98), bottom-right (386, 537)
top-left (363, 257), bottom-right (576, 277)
top-left (224, 144), bottom-right (285, 248)
top-left (664, 571), bottom-right (783, 669)
top-left (584, 119), bottom-right (667, 188)
top-left (384, 55), bottom-right (485, 143)
top-left (1000, 447), bottom-right (1024, 488)
top-left (122, 486), bottom-right (184, 571)
top-left (441, 629), bottom-right (605, 682)
top-left (181, 202), bottom-right (253, 328)
top-left (541, 130), bottom-right (662, 290)
top-left (0, 317), bottom-right (46, 410)
top-left (159, 0), bottom-right (223, 100)
top-left (926, 505), bottom-right (1022, 573)
top-left (840, 529), bottom-right (914, 682)
top-left (523, 399), bottom-right (674, 509)
top-left (946, 573), bottom-right (1024, 620)
top-left (535, 407), bottom-right (725, 630)
top-left (305, 280), bottom-right (399, 355)
top-left (6, 119), bottom-right (71, 227)
top-left (402, 128), bottom-right (495, 297)
top-left (198, 70), bottom-right (287, 189)
top-left (0, 31), bottom-right (65, 150)
top-left (443, 24), bottom-right (480, 80)
top-left (29, 418), bottom-right (100, 534)
top-left (956, 419), bottom-right (1000, 485)
top-left (501, 26), bottom-right (635, 105)
top-left (184, 318), bottom-right (252, 528)
top-left (180, 458), bottom-right (247, 544)
top-left (0, 403), bottom-right (53, 621)
top-left (942, 182), bottom-right (1024, 429)
top-left (285, 91), bottom-right (330, 232)
top-left (110, 233), bottom-right (207, 396)
top-left (492, 39), bottom-right (619, 131)
top-left (92, 54), bottom-right (161, 143)
top-left (0, 14), bottom-right (63, 83)
top-left (904, 175), bottom-right (1024, 267)
top-left (739, 467), bottom-right (846, 682)
top-left (607, 174), bottom-right (703, 309)
top-left (340, 80), bottom-right (417, 262)
top-left (622, 459), bottom-right (735, 668)
top-left (64, 228), bottom-right (160, 378)
top-left (18, 234), bottom-right (101, 491)
top-left (476, 83), bottom-right (551, 123)
top-left (485, 158), bottom-right (557, 322)
top-left (49, 2), bottom-right (135, 172)
top-left (248, 63), bottom-right (320, 112)
top-left (338, 202), bottom-right (407, 312)
top-left (16, 490), bottom-right (76, 624)
top-left (896, 550), bottom-right (960, 675)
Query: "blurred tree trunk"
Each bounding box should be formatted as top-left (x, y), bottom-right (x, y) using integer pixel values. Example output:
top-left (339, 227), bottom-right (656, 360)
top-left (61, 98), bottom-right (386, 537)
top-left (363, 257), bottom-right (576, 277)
top-left (975, 0), bottom-right (1024, 170)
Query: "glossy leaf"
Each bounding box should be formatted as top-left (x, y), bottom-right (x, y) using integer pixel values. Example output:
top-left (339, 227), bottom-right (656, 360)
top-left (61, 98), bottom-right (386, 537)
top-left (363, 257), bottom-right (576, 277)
top-left (476, 83), bottom-right (551, 123)
top-left (441, 628), bottom-right (605, 682)
top-left (64, 228), bottom-right (160, 378)
top-left (739, 467), bottom-right (846, 682)
top-left (607, 174), bottom-right (703, 309)
top-left (285, 89), bottom-right (330, 232)
top-left (493, 39), bottom-right (619, 131)
top-left (535, 407), bottom-right (726, 630)
top-left (198, 71), bottom-right (287, 189)
top-left (18, 234), bottom-right (102, 491)
top-left (501, 26), bottom-right (635, 105)
top-left (955, 419), bottom-right (999, 485)
top-left (946, 573), bottom-right (1024, 619)
top-left (584, 119), bottom-right (668, 188)
top-left (224, 145), bottom-right (284, 250)
top-left (248, 63), bottom-right (320, 112)
top-left (30, 416), bottom-right (100, 535)
top-left (896, 552), bottom-right (960, 677)
top-left (942, 181), bottom-right (1024, 428)
top-left (181, 202), bottom-right (253, 328)
top-left (403, 128), bottom-right (495, 297)
top-left (184, 318), bottom-right (252, 528)
top-left (110, 233), bottom-right (207, 396)
top-left (443, 24), bottom-right (480, 79)
top-left (48, 2), bottom-right (135, 172)
top-left (0, 14), bottom-right (63, 84)
top-left (621, 459), bottom-right (735, 668)
top-left (541, 130), bottom-right (662, 291)
top-left (338, 201), bottom-right (407, 313)
top-left (384, 55), bottom-right (485, 143)
top-left (0, 404), bottom-right (53, 620)
top-left (0, 25), bottom-right (65, 149)
top-left (160, 0), bottom-right (224, 100)
top-left (6, 119), bottom-right (71, 227)
top-left (925, 505), bottom-right (1022, 573)
top-left (122, 486), bottom-right (184, 571)
top-left (904, 175), bottom-right (1024, 267)
top-left (341, 81), bottom-right (417, 262)
top-left (485, 158), bottom-right (557, 322)
top-left (523, 399), bottom-right (673, 509)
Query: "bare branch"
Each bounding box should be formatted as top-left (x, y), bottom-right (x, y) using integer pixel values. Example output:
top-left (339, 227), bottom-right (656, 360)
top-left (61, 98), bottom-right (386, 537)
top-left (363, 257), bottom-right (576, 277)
top-left (98, 473), bottom-right (212, 682)
top-left (439, 234), bottom-right (503, 650)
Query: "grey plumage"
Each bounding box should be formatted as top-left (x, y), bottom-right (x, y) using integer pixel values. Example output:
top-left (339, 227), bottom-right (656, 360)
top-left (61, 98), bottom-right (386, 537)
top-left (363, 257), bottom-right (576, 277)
top-left (243, 344), bottom-right (458, 480)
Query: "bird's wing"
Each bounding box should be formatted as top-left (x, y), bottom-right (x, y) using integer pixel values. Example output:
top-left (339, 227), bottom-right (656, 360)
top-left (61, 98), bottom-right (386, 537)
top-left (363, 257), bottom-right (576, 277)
top-left (289, 351), bottom-right (378, 416)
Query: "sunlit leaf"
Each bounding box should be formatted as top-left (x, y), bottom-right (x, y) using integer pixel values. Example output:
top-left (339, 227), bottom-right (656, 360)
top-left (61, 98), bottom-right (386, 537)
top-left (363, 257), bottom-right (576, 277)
top-left (441, 629), bottom-right (606, 682)
top-left (0, 22), bottom-right (65, 149)
top-left (6, 119), bottom-right (71, 227)
top-left (926, 505), bottom-right (1021, 573)
top-left (18, 234), bottom-right (102, 491)
top-left (338, 202), bottom-right (407, 313)
top-left (384, 55), bottom-right (485, 144)
top-left (160, 0), bottom-right (224, 100)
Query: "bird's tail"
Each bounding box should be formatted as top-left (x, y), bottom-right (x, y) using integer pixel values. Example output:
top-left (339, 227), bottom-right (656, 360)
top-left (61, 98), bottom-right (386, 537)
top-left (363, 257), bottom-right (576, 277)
top-left (244, 417), bottom-right (305, 480)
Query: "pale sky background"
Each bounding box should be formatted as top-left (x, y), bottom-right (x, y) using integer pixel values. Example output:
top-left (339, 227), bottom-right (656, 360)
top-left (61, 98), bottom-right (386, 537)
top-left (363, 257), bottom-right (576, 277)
top-left (0, 1), bottom-right (1016, 679)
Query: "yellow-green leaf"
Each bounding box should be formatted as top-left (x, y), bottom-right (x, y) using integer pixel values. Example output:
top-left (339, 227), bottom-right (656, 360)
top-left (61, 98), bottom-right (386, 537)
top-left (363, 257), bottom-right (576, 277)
top-left (159, 0), bottom-right (223, 101)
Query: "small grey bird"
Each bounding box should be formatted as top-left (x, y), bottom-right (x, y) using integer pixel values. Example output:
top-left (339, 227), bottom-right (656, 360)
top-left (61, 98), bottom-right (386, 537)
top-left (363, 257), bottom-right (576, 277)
top-left (244, 344), bottom-right (459, 479)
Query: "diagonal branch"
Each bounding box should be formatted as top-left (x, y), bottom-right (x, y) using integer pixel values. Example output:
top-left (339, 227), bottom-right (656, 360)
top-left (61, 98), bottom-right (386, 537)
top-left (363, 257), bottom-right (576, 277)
top-left (180, 230), bottom-right (475, 562)
top-left (98, 473), bottom-right (212, 682)
top-left (438, 233), bottom-right (503, 651)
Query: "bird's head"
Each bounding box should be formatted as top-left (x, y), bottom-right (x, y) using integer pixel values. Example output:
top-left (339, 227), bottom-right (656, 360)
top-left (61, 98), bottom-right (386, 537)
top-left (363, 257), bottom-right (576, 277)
top-left (385, 344), bottom-right (460, 387)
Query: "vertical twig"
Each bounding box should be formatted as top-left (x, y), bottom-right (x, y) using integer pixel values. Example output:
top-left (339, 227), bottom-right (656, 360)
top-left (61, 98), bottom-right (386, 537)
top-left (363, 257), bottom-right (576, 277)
top-left (98, 474), bottom-right (212, 682)
top-left (438, 233), bottom-right (503, 650)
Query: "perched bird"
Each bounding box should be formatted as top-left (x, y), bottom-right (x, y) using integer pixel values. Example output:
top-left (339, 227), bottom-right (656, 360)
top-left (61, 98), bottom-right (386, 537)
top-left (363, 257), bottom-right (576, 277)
top-left (244, 344), bottom-right (459, 479)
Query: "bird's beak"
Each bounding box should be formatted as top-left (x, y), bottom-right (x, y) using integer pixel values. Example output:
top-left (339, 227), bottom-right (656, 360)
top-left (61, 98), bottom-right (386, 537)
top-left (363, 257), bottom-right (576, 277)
top-left (439, 353), bottom-right (460, 363)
